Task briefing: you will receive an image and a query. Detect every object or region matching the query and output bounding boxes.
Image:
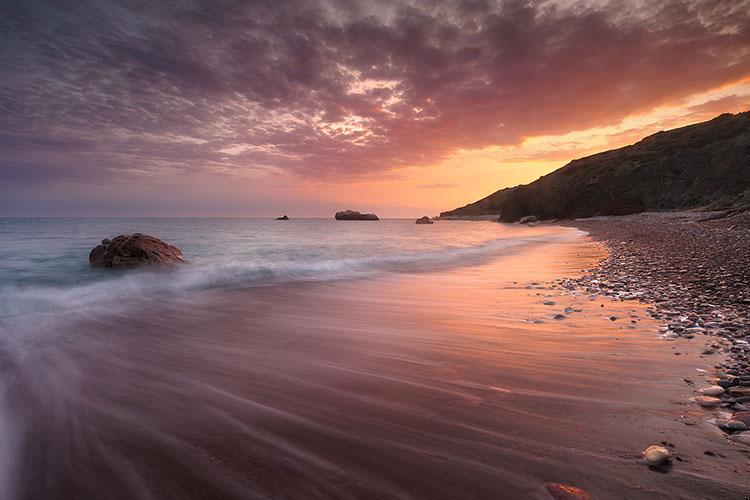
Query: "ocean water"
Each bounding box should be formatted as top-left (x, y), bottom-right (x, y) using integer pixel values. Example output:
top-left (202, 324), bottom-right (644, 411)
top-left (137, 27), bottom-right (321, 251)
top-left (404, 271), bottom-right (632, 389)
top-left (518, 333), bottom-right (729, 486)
top-left (0, 217), bottom-right (568, 324)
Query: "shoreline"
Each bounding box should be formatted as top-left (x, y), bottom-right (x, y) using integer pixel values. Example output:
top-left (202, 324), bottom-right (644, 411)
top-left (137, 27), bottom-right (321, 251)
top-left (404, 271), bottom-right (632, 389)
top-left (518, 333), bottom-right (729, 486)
top-left (5, 225), bottom-right (749, 498)
top-left (561, 211), bottom-right (750, 450)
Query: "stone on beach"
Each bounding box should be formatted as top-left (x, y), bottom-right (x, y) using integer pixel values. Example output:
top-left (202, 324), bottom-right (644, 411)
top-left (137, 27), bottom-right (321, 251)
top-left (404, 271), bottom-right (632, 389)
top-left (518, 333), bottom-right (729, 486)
top-left (89, 234), bottom-right (184, 268)
top-left (699, 386), bottom-right (725, 397)
top-left (642, 445), bottom-right (671, 466)
top-left (695, 396), bottom-right (723, 407)
top-left (518, 215), bottom-right (539, 225)
top-left (543, 482), bottom-right (593, 500)
top-left (727, 420), bottom-right (747, 431)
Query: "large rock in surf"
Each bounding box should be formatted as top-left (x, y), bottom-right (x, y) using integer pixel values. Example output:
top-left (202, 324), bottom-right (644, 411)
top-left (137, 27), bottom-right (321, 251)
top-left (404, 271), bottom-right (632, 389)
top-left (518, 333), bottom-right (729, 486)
top-left (275, 215), bottom-right (290, 220)
top-left (89, 233), bottom-right (184, 268)
top-left (415, 216), bottom-right (434, 224)
top-left (335, 210), bottom-right (379, 221)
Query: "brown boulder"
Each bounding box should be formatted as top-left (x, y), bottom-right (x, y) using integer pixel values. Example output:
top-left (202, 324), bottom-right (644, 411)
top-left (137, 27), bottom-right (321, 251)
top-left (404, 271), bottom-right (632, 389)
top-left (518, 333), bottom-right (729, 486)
top-left (89, 233), bottom-right (184, 268)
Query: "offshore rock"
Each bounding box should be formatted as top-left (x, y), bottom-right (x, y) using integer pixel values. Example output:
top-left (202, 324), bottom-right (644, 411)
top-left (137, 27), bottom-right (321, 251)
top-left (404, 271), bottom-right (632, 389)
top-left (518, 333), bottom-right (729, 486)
top-left (335, 210), bottom-right (379, 221)
top-left (89, 233), bottom-right (184, 268)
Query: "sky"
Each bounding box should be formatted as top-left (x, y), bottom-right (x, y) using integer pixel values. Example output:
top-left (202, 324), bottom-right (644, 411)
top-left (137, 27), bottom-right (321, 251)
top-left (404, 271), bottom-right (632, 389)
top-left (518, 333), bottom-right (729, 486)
top-left (1, 0), bottom-right (749, 217)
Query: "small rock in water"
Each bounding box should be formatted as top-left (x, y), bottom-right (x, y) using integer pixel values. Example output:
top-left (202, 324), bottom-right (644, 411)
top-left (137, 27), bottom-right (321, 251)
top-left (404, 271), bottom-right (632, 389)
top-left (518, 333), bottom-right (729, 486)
top-left (543, 482), bottom-right (593, 500)
top-left (553, 314), bottom-right (566, 320)
top-left (699, 385), bottom-right (725, 397)
top-left (609, 316), bottom-right (618, 321)
top-left (642, 445), bottom-right (671, 466)
top-left (543, 300), bottom-right (556, 306)
top-left (695, 396), bottom-right (723, 407)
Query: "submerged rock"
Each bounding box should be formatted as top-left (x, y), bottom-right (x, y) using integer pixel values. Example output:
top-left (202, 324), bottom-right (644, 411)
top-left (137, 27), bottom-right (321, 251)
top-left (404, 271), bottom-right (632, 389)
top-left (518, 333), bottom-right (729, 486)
top-left (89, 234), bottom-right (184, 268)
top-left (642, 445), bottom-right (671, 466)
top-left (275, 215), bottom-right (289, 220)
top-left (334, 210), bottom-right (379, 221)
top-left (415, 216), bottom-right (434, 224)
top-left (543, 482), bottom-right (593, 500)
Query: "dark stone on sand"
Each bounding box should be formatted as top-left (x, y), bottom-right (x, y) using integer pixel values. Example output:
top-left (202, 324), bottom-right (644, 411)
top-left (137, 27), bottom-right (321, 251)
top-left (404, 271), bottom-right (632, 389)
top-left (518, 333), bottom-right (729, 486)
top-left (553, 314), bottom-right (566, 320)
top-left (543, 482), bottom-right (593, 500)
top-left (335, 210), bottom-right (379, 221)
top-left (89, 234), bottom-right (184, 268)
top-left (415, 216), bottom-right (434, 224)
top-left (518, 215), bottom-right (539, 224)
top-left (275, 215), bottom-right (289, 220)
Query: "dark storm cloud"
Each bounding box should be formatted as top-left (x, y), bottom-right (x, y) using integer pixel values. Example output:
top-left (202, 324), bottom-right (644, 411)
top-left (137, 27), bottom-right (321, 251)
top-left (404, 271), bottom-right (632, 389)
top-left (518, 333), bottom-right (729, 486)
top-left (0, 0), bottom-right (749, 186)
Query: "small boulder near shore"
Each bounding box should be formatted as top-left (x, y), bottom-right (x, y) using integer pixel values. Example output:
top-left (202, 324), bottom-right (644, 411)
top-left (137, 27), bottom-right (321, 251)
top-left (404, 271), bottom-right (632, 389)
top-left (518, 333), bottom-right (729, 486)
top-left (335, 210), bottom-right (379, 221)
top-left (415, 216), bottom-right (434, 224)
top-left (275, 215), bottom-right (289, 220)
top-left (89, 233), bottom-right (184, 268)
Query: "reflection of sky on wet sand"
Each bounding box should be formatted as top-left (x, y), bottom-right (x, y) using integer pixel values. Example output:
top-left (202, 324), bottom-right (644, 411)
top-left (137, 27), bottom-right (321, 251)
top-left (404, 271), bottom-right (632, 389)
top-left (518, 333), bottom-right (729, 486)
top-left (4, 233), bottom-right (746, 498)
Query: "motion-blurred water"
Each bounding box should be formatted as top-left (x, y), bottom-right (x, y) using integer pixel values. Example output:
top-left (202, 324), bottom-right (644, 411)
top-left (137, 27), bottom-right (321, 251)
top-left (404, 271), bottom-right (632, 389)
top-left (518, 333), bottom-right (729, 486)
top-left (0, 218), bottom-right (562, 323)
top-left (3, 219), bottom-right (739, 499)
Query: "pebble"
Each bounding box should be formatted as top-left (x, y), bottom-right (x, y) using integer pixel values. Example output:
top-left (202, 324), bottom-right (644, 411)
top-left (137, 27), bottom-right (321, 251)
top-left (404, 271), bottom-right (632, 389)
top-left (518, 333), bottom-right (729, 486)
top-left (731, 432), bottom-right (750, 446)
top-left (727, 420), bottom-right (747, 431)
top-left (699, 385), bottom-right (725, 396)
top-left (543, 482), bottom-right (593, 500)
top-left (695, 396), bottom-right (723, 407)
top-left (553, 314), bottom-right (566, 320)
top-left (642, 445), bottom-right (671, 465)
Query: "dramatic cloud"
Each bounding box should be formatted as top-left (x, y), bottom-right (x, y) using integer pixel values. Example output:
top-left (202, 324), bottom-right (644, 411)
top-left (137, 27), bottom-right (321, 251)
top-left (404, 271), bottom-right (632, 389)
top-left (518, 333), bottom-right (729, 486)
top-left (0, 0), bottom-right (749, 205)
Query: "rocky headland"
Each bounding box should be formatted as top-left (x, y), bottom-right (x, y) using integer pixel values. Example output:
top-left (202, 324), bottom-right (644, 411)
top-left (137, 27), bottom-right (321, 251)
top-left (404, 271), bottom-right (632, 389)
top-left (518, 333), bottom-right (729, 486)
top-left (441, 111), bottom-right (750, 221)
top-left (89, 233), bottom-right (184, 268)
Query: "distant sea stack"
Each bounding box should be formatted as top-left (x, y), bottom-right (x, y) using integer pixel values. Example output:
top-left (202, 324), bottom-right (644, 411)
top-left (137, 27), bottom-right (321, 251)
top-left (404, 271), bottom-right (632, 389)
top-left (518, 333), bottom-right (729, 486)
top-left (89, 233), bottom-right (184, 268)
top-left (275, 215), bottom-right (289, 220)
top-left (415, 216), bottom-right (434, 224)
top-left (440, 111), bottom-right (750, 222)
top-left (335, 210), bottom-right (379, 221)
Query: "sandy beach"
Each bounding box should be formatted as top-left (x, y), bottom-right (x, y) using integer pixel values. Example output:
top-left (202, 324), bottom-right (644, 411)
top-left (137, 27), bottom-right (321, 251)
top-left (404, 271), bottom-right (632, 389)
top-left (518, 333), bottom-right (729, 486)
top-left (3, 224), bottom-right (748, 499)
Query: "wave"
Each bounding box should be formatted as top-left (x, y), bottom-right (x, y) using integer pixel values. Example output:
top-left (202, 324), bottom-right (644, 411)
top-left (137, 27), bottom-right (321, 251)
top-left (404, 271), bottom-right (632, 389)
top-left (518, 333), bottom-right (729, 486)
top-left (0, 232), bottom-right (575, 326)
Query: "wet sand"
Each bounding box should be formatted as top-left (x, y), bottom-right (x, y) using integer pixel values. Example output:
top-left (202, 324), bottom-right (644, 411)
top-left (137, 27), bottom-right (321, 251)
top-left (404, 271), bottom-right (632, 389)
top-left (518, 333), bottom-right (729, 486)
top-left (4, 230), bottom-right (749, 499)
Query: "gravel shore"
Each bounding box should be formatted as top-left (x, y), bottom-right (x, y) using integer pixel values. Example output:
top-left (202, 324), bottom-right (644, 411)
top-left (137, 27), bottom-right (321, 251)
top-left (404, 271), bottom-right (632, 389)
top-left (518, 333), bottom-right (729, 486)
top-left (561, 210), bottom-right (750, 444)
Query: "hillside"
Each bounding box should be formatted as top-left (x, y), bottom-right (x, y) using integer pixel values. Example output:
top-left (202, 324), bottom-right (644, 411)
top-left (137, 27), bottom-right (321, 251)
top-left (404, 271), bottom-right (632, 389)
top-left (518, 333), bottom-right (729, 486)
top-left (440, 111), bottom-right (750, 221)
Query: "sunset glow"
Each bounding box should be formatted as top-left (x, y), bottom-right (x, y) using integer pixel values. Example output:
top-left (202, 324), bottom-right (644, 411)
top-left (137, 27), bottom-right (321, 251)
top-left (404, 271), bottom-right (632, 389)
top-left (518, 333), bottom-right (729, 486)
top-left (1, 0), bottom-right (749, 216)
